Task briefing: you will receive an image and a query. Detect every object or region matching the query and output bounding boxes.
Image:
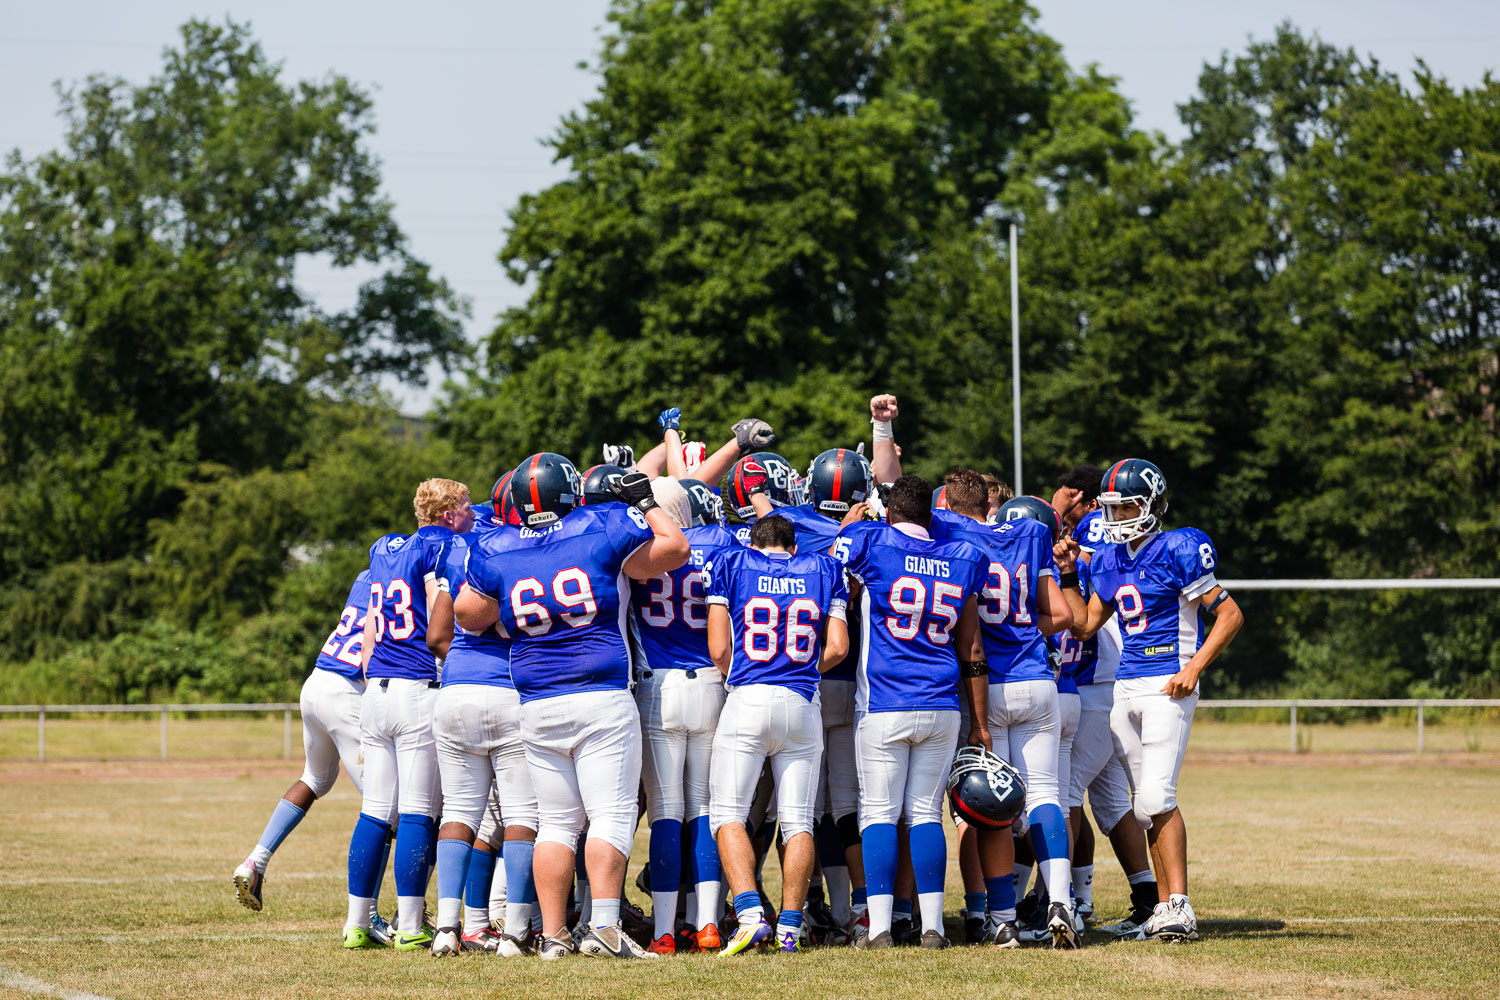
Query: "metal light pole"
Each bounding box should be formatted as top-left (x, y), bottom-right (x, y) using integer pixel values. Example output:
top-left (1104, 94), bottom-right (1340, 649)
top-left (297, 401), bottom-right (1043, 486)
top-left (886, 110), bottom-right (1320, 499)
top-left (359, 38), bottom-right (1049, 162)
top-left (1008, 221), bottom-right (1022, 496)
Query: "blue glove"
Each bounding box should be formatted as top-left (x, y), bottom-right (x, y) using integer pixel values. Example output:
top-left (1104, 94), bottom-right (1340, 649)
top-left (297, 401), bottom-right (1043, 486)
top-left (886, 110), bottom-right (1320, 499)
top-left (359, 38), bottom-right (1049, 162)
top-left (658, 407), bottom-right (682, 432)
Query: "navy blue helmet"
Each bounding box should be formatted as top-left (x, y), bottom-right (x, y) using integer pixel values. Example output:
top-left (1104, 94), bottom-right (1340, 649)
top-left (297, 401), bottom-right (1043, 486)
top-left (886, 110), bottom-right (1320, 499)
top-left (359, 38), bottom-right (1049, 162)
top-left (510, 453), bottom-right (581, 528)
top-left (806, 448), bottom-right (873, 518)
top-left (999, 495), bottom-right (1065, 543)
top-left (1098, 458), bottom-right (1168, 543)
top-left (948, 747), bottom-right (1026, 829)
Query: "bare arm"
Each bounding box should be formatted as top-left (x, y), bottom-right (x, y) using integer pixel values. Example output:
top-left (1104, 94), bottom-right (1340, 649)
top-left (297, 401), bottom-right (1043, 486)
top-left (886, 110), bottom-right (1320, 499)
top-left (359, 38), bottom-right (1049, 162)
top-left (1036, 575), bottom-right (1073, 637)
top-left (623, 508), bottom-right (692, 580)
top-left (869, 394), bottom-right (903, 483)
top-left (956, 597), bottom-right (991, 750)
top-left (820, 616), bottom-right (849, 672)
top-left (360, 607), bottom-right (377, 673)
top-left (1071, 591), bottom-right (1113, 641)
top-left (636, 442), bottom-right (667, 478)
top-left (424, 577), bottom-right (454, 659)
top-left (1161, 586), bottom-right (1243, 698)
top-left (663, 428), bottom-right (689, 479)
top-left (453, 585), bottom-right (500, 633)
top-left (708, 604), bottom-right (733, 677)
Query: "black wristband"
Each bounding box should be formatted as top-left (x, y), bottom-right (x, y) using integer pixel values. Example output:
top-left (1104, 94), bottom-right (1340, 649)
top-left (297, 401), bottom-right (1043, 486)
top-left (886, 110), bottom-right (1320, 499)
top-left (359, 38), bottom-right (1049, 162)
top-left (1059, 571), bottom-right (1079, 589)
top-left (1206, 589), bottom-right (1230, 612)
top-left (960, 659), bottom-right (988, 678)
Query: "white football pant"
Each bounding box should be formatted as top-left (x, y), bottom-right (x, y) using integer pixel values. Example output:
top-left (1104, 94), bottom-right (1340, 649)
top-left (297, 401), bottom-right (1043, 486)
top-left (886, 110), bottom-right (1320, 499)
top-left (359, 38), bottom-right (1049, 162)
top-left (817, 678), bottom-right (859, 820)
top-left (298, 668), bottom-right (365, 797)
top-left (434, 684), bottom-right (538, 835)
top-left (1056, 691), bottom-right (1082, 810)
top-left (986, 678), bottom-right (1062, 811)
top-left (521, 689), bottom-right (642, 858)
top-left (359, 677), bottom-right (440, 825)
top-left (709, 684), bottom-right (822, 840)
top-left (1110, 675), bottom-right (1198, 827)
top-left (636, 667), bottom-right (726, 825)
top-left (855, 709), bottom-right (960, 828)
top-left (1069, 681), bottom-right (1132, 832)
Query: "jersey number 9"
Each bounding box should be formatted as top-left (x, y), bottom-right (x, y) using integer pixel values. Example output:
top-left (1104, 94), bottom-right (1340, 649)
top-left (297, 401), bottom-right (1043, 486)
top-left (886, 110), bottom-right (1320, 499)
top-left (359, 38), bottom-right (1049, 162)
top-left (510, 569), bottom-right (599, 637)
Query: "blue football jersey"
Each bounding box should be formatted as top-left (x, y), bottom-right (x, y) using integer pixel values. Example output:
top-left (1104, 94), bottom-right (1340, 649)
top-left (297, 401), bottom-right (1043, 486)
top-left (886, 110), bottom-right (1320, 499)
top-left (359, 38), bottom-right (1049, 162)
top-left (1089, 527), bottom-right (1219, 680)
top-left (930, 515), bottom-right (1058, 684)
top-left (366, 525), bottom-right (457, 681)
top-left (1074, 509), bottom-right (1107, 554)
top-left (835, 521), bottom-right (987, 714)
top-left (731, 516), bottom-right (757, 547)
top-left (704, 546), bottom-right (848, 702)
top-left (443, 523), bottom-right (515, 689)
top-left (630, 523), bottom-right (740, 673)
top-left (1047, 557), bottom-right (1098, 692)
top-left (465, 505), bottom-right (654, 703)
top-left (773, 505), bottom-right (863, 683)
top-left (314, 570), bottom-right (372, 679)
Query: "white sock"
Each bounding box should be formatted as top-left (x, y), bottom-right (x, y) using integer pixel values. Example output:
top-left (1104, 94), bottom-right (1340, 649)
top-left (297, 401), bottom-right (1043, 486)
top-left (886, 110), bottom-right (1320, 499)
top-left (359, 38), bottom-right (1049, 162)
top-left (1126, 869), bottom-right (1154, 885)
top-left (825, 867), bottom-right (852, 924)
top-left (505, 900), bottom-right (532, 935)
top-left (592, 897), bottom-right (621, 929)
top-left (1073, 865), bottom-right (1094, 906)
top-left (248, 845), bottom-right (272, 870)
top-left (1013, 863), bottom-right (1033, 897)
top-left (488, 856), bottom-right (507, 922)
top-left (1169, 893), bottom-right (1190, 908)
top-left (436, 896), bottom-right (462, 930)
top-left (696, 880), bottom-right (722, 929)
top-left (684, 890), bottom-right (697, 927)
top-left (917, 891), bottom-right (945, 934)
top-left (346, 895), bottom-right (373, 930)
top-left (652, 890), bottom-right (678, 939)
top-left (464, 904), bottom-right (489, 931)
top-left (1042, 858), bottom-right (1072, 910)
top-left (867, 893), bottom-right (894, 937)
top-left (397, 894), bottom-right (425, 933)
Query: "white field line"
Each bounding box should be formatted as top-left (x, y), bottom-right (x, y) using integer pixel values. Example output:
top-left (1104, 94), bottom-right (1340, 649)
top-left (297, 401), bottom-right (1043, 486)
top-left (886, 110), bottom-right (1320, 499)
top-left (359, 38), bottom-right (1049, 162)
top-left (0, 965), bottom-right (113, 1000)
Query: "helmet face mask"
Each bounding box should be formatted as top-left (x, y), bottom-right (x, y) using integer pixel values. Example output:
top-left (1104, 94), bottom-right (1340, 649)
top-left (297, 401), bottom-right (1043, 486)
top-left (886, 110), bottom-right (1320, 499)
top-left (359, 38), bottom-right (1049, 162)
top-left (1098, 458), bottom-right (1169, 544)
top-left (947, 746), bottom-right (1027, 829)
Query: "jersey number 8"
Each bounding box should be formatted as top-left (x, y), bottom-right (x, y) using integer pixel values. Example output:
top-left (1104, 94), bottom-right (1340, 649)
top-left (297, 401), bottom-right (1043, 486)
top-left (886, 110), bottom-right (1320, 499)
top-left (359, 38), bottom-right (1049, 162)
top-left (369, 581), bottom-right (415, 643)
top-left (743, 597), bottom-right (821, 663)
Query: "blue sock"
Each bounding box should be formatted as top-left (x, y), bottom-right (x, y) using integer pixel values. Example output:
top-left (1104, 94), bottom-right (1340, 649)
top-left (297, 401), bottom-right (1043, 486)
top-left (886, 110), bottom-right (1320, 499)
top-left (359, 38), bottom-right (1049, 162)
top-left (815, 815), bottom-right (844, 870)
top-left (1028, 802), bottom-right (1074, 903)
top-left (778, 908), bottom-right (802, 929)
top-left (394, 813), bottom-right (437, 899)
top-left (256, 798), bottom-right (306, 855)
top-left (862, 823), bottom-right (898, 897)
top-left (465, 846), bottom-right (497, 910)
top-left (852, 887), bottom-right (868, 907)
top-left (649, 819), bottom-right (683, 896)
top-left (504, 839), bottom-right (538, 905)
top-left (435, 838), bottom-right (471, 906)
top-left (908, 822), bottom-right (946, 895)
top-left (986, 876), bottom-right (1016, 913)
top-left (734, 890), bottom-right (763, 919)
top-left (347, 813), bottom-right (391, 899)
top-left (966, 891), bottom-right (987, 914)
top-left (894, 898), bottom-right (913, 918)
top-left (689, 816), bottom-right (720, 883)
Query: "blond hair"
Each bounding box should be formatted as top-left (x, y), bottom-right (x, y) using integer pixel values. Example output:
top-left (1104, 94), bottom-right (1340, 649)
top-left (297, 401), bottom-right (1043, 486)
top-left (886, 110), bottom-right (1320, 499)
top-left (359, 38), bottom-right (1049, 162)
top-left (414, 478), bottom-right (472, 527)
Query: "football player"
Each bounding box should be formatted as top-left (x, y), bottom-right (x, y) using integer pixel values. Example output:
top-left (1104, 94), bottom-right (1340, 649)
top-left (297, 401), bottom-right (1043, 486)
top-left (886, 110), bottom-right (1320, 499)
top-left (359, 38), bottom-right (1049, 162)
top-left (429, 487), bottom-right (541, 958)
top-left (625, 416), bottom-right (777, 484)
top-left (454, 454), bottom-right (690, 959)
top-left (233, 569), bottom-right (377, 929)
top-left (630, 454), bottom-right (742, 953)
top-left (1071, 459), bottom-right (1244, 942)
top-left (836, 476), bottom-right (990, 950)
top-left (342, 478), bottom-right (473, 950)
top-left (706, 514), bottom-right (849, 954)
top-left (932, 477), bottom-right (1080, 948)
top-left (1051, 465), bottom-right (1106, 555)
top-left (722, 452), bottom-right (803, 545)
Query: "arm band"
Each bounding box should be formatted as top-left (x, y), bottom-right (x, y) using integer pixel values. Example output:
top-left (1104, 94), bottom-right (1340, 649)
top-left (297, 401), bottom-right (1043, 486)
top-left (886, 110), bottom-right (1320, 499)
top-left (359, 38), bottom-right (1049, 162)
top-left (1058, 571), bottom-right (1079, 589)
top-left (960, 659), bottom-right (988, 678)
top-left (1206, 590), bottom-right (1231, 612)
top-left (872, 419), bottom-right (894, 442)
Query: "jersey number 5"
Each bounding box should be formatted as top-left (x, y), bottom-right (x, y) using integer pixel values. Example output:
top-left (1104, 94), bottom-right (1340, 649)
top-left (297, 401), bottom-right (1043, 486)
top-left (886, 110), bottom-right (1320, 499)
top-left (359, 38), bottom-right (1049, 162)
top-left (886, 577), bottom-right (963, 643)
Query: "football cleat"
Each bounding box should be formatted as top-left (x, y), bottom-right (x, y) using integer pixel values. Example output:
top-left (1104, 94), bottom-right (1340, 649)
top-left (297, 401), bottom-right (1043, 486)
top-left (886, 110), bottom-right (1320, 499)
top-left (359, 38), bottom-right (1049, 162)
top-left (1100, 909), bottom-right (1153, 940)
top-left (430, 926), bottom-right (461, 957)
top-left (964, 909), bottom-right (986, 944)
top-left (847, 910), bottom-right (870, 942)
top-left (919, 929), bottom-right (948, 950)
top-left (777, 929), bottom-right (801, 953)
top-left (461, 927), bottom-right (502, 953)
top-left (580, 923), bottom-right (657, 959)
top-left (538, 929), bottom-right (576, 960)
top-left (823, 925), bottom-right (853, 947)
top-left (891, 916), bottom-right (918, 946)
top-left (368, 911), bottom-right (394, 947)
top-left (495, 930), bottom-right (535, 957)
top-left (720, 917), bottom-right (772, 956)
top-left (648, 933), bottom-right (676, 955)
top-left (1076, 899), bottom-right (1095, 924)
top-left (342, 925), bottom-right (384, 950)
top-left (232, 860), bottom-right (263, 912)
top-left (1146, 899), bottom-right (1198, 942)
top-left (1048, 901), bottom-right (1081, 949)
top-left (806, 897), bottom-right (837, 942)
top-left (393, 926), bottom-right (435, 951)
top-left (854, 930), bottom-right (894, 950)
top-left (1016, 890), bottom-right (1049, 944)
top-left (695, 923), bottom-right (722, 951)
top-left (994, 920), bottom-right (1021, 949)
top-left (621, 899), bottom-right (649, 933)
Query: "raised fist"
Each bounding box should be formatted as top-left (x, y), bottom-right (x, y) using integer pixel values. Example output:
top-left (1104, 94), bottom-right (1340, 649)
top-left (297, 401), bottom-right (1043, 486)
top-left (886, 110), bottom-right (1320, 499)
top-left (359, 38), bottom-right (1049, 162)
top-left (739, 457), bottom-right (770, 496)
top-left (1053, 535), bottom-right (1080, 574)
top-left (732, 417), bottom-right (776, 453)
top-left (658, 407), bottom-right (682, 433)
top-left (610, 470), bottom-right (659, 513)
top-left (602, 443), bottom-right (636, 469)
top-left (870, 394), bottom-right (899, 422)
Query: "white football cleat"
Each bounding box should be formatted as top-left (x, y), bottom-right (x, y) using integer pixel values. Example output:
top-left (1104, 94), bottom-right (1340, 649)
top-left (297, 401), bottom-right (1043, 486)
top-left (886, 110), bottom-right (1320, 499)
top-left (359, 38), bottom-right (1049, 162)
top-left (233, 860), bottom-right (263, 912)
top-left (430, 927), bottom-right (462, 957)
top-left (580, 923), bottom-right (657, 959)
top-left (368, 910), bottom-right (394, 946)
top-left (1146, 899), bottom-right (1198, 942)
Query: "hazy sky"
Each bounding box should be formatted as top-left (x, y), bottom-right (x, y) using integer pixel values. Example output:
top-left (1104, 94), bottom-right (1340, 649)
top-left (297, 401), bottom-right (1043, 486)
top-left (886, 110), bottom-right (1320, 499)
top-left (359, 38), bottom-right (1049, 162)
top-left (5, 1), bottom-right (1497, 413)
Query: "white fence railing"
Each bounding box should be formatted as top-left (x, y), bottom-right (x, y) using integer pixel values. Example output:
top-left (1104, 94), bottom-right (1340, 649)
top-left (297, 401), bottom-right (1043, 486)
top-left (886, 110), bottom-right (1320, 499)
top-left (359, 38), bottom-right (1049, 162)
top-left (2, 699), bottom-right (1499, 761)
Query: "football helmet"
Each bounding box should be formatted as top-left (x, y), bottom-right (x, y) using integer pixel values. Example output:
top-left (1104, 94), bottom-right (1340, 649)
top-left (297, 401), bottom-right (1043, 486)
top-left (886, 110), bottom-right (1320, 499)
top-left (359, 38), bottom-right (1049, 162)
top-left (948, 746), bottom-right (1026, 829)
top-left (724, 451), bottom-right (803, 519)
top-left (510, 453), bottom-right (581, 528)
top-left (579, 463), bottom-right (627, 506)
top-left (932, 484), bottom-right (948, 510)
top-left (998, 495), bottom-right (1065, 542)
top-left (805, 448), bottom-right (873, 518)
top-left (1098, 458), bottom-right (1168, 544)
top-left (680, 478), bottom-right (724, 527)
top-left (489, 469), bottom-right (522, 526)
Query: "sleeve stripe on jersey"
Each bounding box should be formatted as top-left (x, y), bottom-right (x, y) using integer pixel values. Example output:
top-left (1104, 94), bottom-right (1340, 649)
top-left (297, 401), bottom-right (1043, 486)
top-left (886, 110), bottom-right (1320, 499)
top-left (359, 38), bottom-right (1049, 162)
top-left (1182, 571), bottom-right (1219, 602)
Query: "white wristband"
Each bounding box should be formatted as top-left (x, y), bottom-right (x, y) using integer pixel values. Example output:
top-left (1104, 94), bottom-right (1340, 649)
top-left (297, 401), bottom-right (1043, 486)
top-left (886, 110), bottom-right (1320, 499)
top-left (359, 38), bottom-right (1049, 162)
top-left (872, 419), bottom-right (894, 442)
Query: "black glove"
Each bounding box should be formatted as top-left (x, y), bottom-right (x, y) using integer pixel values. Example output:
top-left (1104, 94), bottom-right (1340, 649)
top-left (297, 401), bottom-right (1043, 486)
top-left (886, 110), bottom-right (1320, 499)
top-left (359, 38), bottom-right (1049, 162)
top-left (610, 471), bottom-right (659, 513)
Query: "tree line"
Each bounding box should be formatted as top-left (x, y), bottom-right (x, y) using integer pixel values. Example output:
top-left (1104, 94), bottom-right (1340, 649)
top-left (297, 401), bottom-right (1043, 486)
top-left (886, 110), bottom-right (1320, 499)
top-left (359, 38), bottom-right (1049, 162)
top-left (2, 4), bottom-right (1496, 704)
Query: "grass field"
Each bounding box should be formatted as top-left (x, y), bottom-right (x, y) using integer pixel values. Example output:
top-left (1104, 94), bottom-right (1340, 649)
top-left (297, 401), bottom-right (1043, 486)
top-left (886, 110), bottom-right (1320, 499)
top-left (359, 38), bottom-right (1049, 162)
top-left (3, 741), bottom-right (1499, 999)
